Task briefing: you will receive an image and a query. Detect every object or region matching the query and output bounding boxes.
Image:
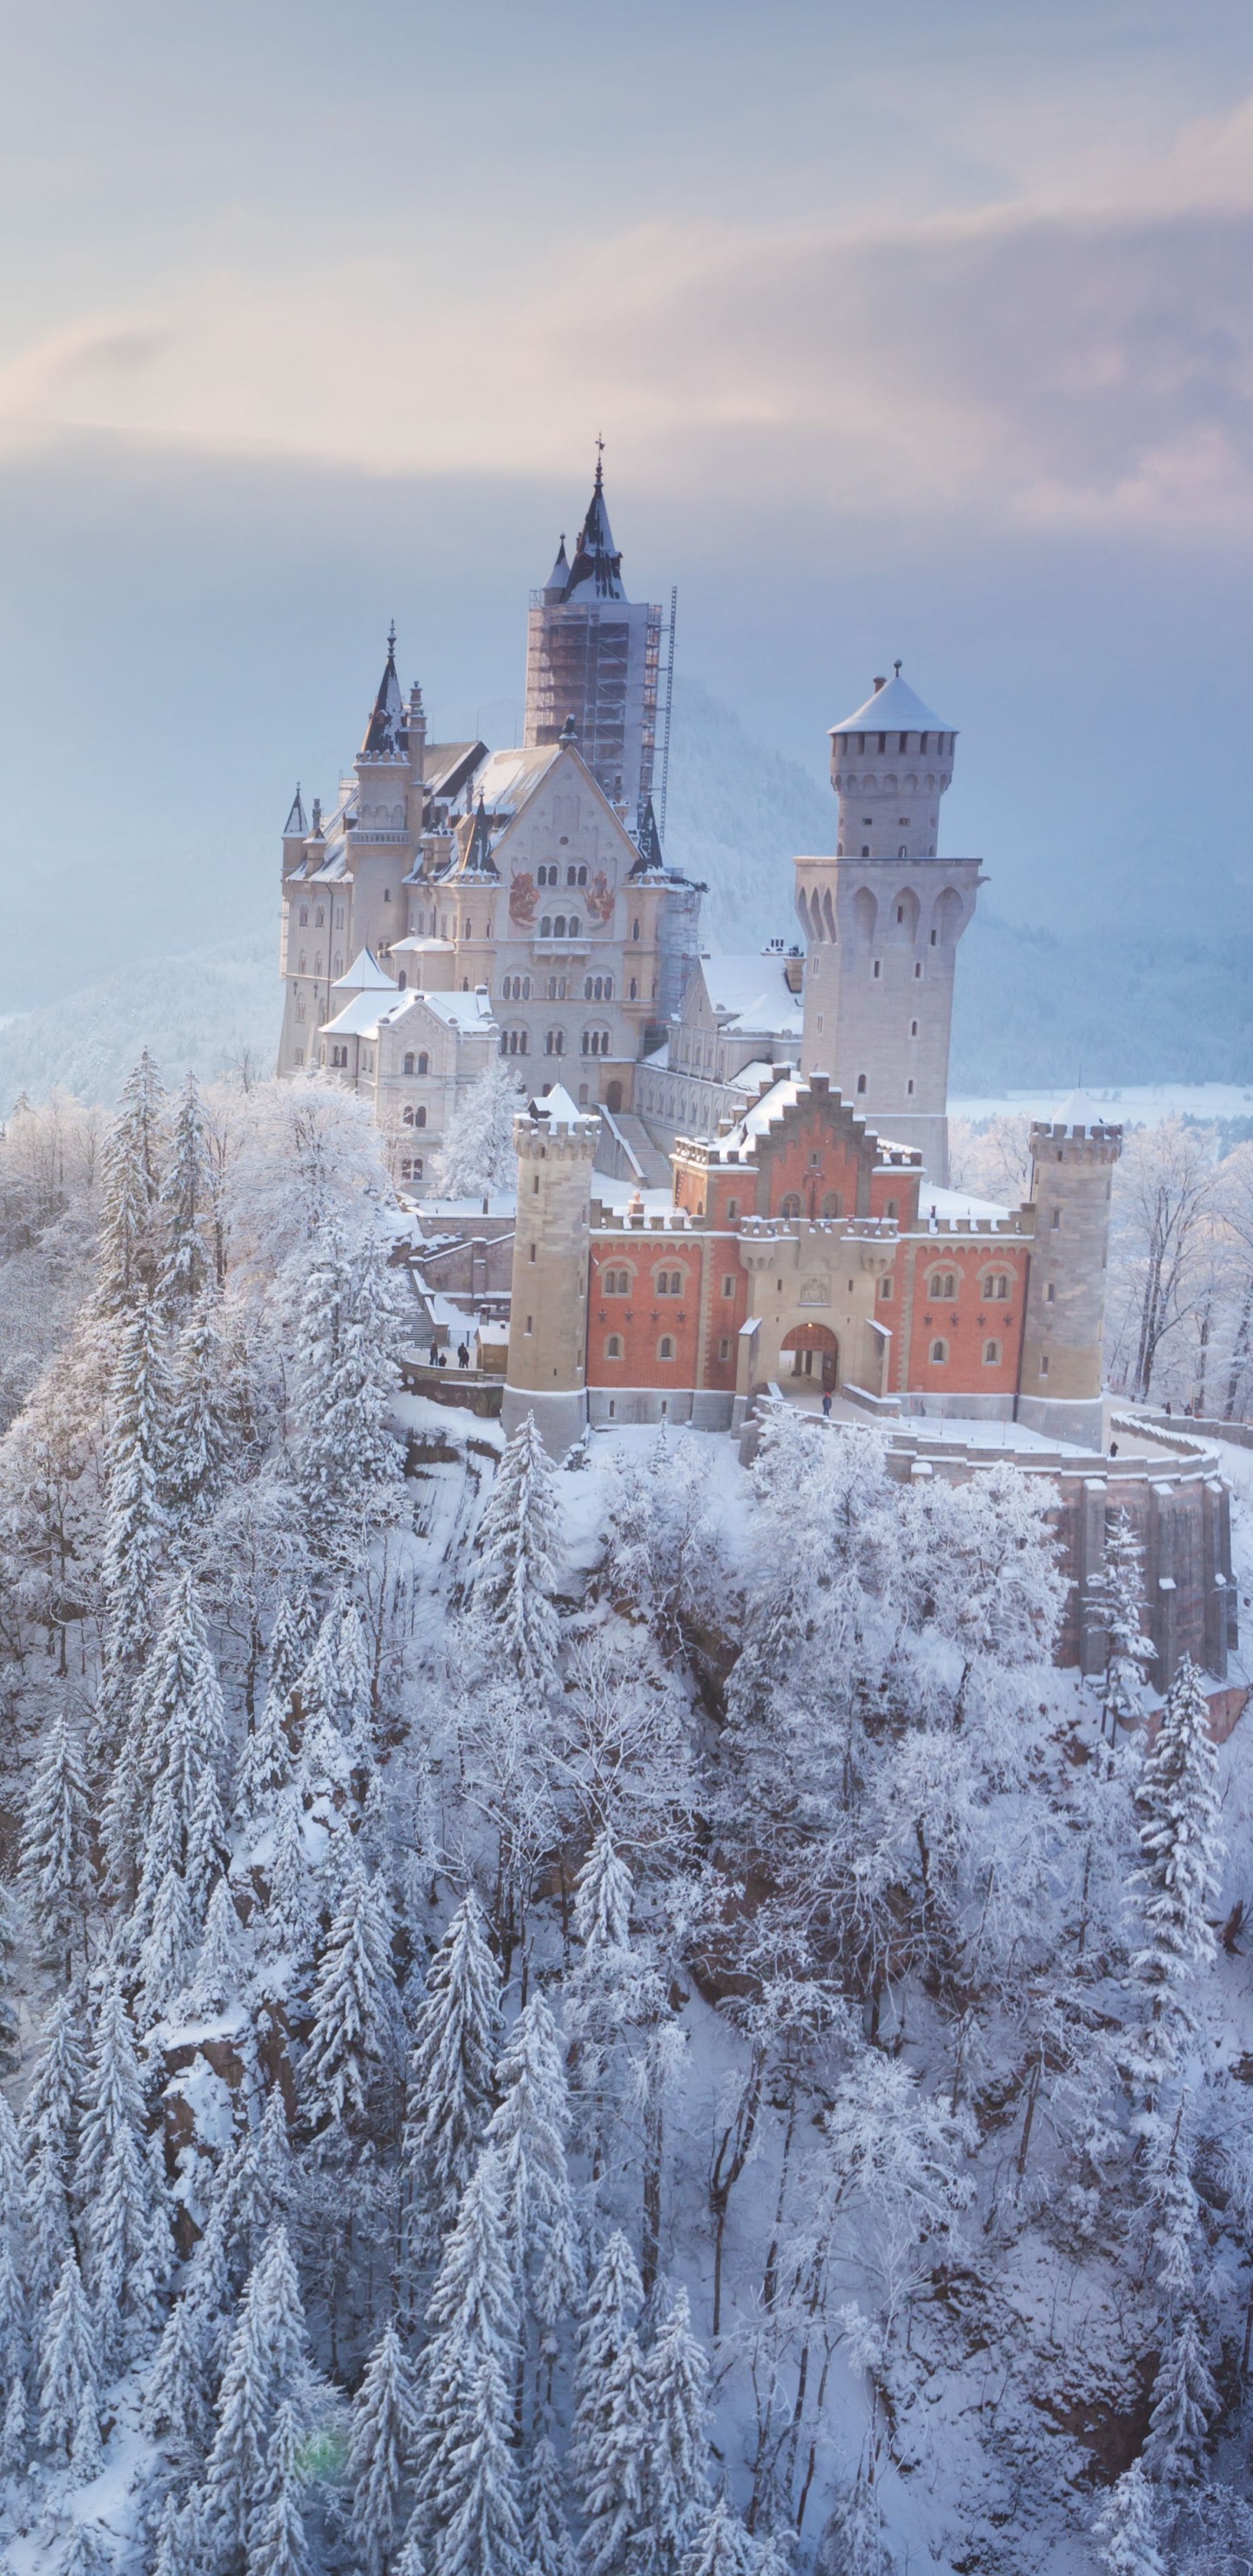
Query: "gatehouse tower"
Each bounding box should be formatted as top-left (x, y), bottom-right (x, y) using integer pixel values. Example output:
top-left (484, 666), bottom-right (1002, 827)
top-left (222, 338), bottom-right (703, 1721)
top-left (500, 1087), bottom-right (600, 1453)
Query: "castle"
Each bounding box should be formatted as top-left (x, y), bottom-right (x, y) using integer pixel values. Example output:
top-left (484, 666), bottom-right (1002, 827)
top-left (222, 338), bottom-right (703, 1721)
top-left (273, 462), bottom-right (1241, 1683)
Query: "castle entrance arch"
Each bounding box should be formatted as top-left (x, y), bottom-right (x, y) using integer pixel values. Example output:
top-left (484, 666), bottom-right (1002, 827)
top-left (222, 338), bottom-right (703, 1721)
top-left (781, 1322), bottom-right (839, 1392)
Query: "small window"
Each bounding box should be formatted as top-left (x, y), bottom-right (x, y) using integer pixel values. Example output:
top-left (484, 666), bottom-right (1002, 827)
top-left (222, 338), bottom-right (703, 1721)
top-left (657, 1335), bottom-right (675, 1362)
top-left (567, 866), bottom-right (578, 887)
top-left (910, 1020), bottom-right (919, 1037)
top-left (930, 1338), bottom-right (949, 1364)
top-left (896, 905), bottom-right (905, 923)
top-left (929, 929), bottom-right (938, 947)
top-left (1046, 1282), bottom-right (1055, 1303)
top-left (545, 1030), bottom-right (565, 1057)
top-left (928, 1271), bottom-right (958, 1300)
top-left (878, 1276), bottom-right (894, 1300)
top-left (633, 919), bottom-right (640, 940)
top-left (914, 963), bottom-right (922, 981)
top-left (721, 1275), bottom-right (735, 1298)
top-left (726, 1197), bottom-right (740, 1222)
top-left (780, 1194), bottom-right (801, 1219)
top-left (985, 1272), bottom-right (1008, 1299)
top-left (298, 905), bottom-right (308, 927)
top-left (315, 906), bottom-right (325, 928)
top-left (718, 1336), bottom-right (732, 1362)
top-left (856, 1075), bottom-right (868, 1096)
top-left (540, 916), bottom-right (552, 937)
top-left (403, 1106), bottom-right (414, 1126)
top-left (821, 1192), bottom-right (843, 1218)
top-left (982, 1338), bottom-right (1002, 1365)
top-left (872, 960), bottom-right (881, 981)
top-left (578, 865), bottom-right (587, 886)
top-left (907, 1079), bottom-right (915, 1096)
top-left (1041, 1354), bottom-right (1050, 1378)
top-left (415, 1107), bottom-right (426, 1129)
top-left (1051, 1208), bottom-right (1061, 1231)
top-left (656, 1270), bottom-right (684, 1296)
top-left (418, 1052), bottom-right (429, 1076)
top-left (403, 1052), bottom-right (414, 1075)
top-left (605, 1269), bottom-right (631, 1295)
top-left (605, 1334), bottom-right (624, 1360)
top-left (885, 1198), bottom-right (898, 1219)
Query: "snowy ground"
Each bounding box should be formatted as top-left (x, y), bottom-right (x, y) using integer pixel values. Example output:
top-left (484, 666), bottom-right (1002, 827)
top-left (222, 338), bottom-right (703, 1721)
top-left (950, 1082), bottom-right (1253, 1129)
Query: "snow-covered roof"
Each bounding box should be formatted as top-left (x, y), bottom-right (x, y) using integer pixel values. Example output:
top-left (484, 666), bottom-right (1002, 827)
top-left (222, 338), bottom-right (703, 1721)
top-left (322, 993), bottom-right (391, 1037)
top-left (830, 670), bottom-right (955, 736)
top-left (1047, 1090), bottom-right (1123, 1135)
top-left (711, 1075), bottom-right (804, 1158)
top-left (417, 989), bottom-right (496, 1032)
top-left (526, 1083), bottom-right (596, 1135)
top-left (915, 1184), bottom-right (1012, 1224)
top-left (699, 954), bottom-right (805, 1039)
top-left (325, 987), bottom-right (496, 1041)
top-left (467, 744), bottom-right (563, 820)
top-left (389, 936), bottom-right (456, 957)
top-left (332, 949), bottom-right (394, 992)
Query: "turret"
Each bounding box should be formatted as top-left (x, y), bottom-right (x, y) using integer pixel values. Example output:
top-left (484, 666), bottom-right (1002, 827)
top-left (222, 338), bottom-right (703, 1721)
top-left (500, 1088), bottom-right (600, 1455)
top-left (794, 666), bottom-right (980, 1184)
top-left (281, 785), bottom-right (308, 876)
top-left (1017, 1105), bottom-right (1122, 1449)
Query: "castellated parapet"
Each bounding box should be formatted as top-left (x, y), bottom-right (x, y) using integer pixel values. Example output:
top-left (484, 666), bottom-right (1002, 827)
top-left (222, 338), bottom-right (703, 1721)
top-left (500, 1090), bottom-right (600, 1455)
top-left (1018, 1117), bottom-right (1122, 1452)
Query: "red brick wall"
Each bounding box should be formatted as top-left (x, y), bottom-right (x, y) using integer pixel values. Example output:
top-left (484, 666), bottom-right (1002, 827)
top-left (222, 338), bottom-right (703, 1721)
top-left (902, 1241), bottom-right (1029, 1395)
top-left (763, 1114), bottom-right (867, 1221)
top-left (588, 1236), bottom-right (707, 1390)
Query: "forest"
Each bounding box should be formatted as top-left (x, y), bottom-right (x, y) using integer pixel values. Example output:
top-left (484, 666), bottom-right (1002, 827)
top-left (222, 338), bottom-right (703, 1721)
top-left (0, 1063), bottom-right (1248, 2575)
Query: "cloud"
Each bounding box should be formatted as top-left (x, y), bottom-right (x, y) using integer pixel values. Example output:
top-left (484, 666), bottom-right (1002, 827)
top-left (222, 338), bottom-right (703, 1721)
top-left (2, 112), bottom-right (1252, 539)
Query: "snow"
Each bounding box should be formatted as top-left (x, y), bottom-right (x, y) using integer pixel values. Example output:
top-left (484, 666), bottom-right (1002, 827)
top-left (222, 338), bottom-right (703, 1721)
top-left (951, 1080), bottom-right (1253, 1129)
top-left (918, 1181), bottom-right (1013, 1222)
top-left (696, 955), bottom-right (805, 1040)
top-left (829, 667), bottom-right (955, 735)
top-left (332, 950), bottom-right (393, 992)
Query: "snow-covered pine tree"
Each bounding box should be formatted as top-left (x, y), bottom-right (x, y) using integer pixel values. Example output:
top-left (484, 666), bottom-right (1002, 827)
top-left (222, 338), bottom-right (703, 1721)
top-left (19, 1709), bottom-right (90, 1975)
top-left (37, 2246), bottom-right (101, 2473)
top-left (403, 1889), bottom-right (501, 2248)
top-left (21, 1988), bottom-right (85, 2305)
top-left (97, 1049), bottom-right (165, 1313)
top-left (0, 2373), bottom-right (26, 2475)
top-left (1127, 1655), bottom-right (1223, 2103)
top-left (0, 1885), bottom-right (19, 2077)
top-left (166, 1294), bottom-right (233, 1519)
top-left (204, 2224), bottom-right (310, 2563)
top-left (433, 2348), bottom-right (526, 2576)
top-left (142, 2287), bottom-right (213, 2462)
top-left (348, 2321), bottom-right (419, 2575)
top-left (137, 1860), bottom-right (195, 2029)
top-left (184, 1874), bottom-right (246, 2016)
top-left (432, 1057), bottom-right (522, 1205)
top-left (132, 1569), bottom-right (228, 1855)
top-left (577, 2316), bottom-right (650, 2576)
top-left (486, 1993), bottom-right (582, 2336)
top-left (1142, 2307), bottom-right (1217, 2481)
top-left (291, 1224), bottom-right (405, 1566)
top-left (639, 2285), bottom-right (711, 2576)
top-left (466, 1415), bottom-right (560, 1687)
top-left (1092, 2459), bottom-right (1166, 2576)
top-left (98, 1286), bottom-right (171, 1725)
top-left (269, 1587), bottom-right (318, 1706)
top-left (74, 1977), bottom-right (168, 2365)
top-left (302, 1855), bottom-right (399, 2131)
top-left (817, 2472), bottom-right (889, 2576)
top-left (525, 2435), bottom-right (578, 2576)
top-left (251, 2395), bottom-right (312, 2576)
top-left (263, 1787), bottom-right (318, 1973)
top-left (56, 2520), bottom-right (111, 2576)
top-left (159, 1070), bottom-right (217, 1313)
top-left (184, 1761), bottom-right (231, 1925)
top-left (680, 2493), bottom-right (760, 2576)
top-left (236, 1673), bottom-right (292, 1827)
top-left (0, 2096), bottom-right (26, 2387)
top-left (1086, 1512), bottom-right (1156, 1741)
top-left (571, 2230), bottom-right (645, 2500)
top-left (413, 2145), bottom-right (520, 2558)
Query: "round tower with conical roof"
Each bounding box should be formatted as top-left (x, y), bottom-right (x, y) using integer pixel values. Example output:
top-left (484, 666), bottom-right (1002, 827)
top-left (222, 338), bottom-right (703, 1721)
top-left (500, 1087), bottom-right (600, 1455)
top-left (794, 667), bottom-right (982, 1184)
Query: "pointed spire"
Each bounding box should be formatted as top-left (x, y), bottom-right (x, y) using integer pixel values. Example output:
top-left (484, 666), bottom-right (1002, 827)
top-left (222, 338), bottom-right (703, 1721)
top-left (543, 534), bottom-right (569, 600)
top-left (283, 784), bottom-right (307, 838)
top-left (563, 444), bottom-right (626, 602)
top-left (558, 714), bottom-right (579, 746)
top-left (463, 795), bottom-right (498, 878)
top-left (360, 624), bottom-right (406, 757)
top-left (631, 795), bottom-right (665, 876)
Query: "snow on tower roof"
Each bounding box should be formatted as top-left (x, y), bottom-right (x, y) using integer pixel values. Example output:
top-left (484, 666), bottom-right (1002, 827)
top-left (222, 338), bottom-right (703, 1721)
top-left (526, 1082), bottom-right (596, 1132)
top-left (562, 451), bottom-right (627, 602)
top-left (1046, 1089), bottom-right (1123, 1134)
top-left (700, 955), bottom-right (805, 1040)
top-left (830, 668), bottom-right (955, 736)
top-left (283, 785), bottom-right (307, 836)
top-left (360, 624), bottom-right (407, 757)
top-left (332, 949), bottom-right (394, 992)
top-left (542, 534), bottom-right (570, 596)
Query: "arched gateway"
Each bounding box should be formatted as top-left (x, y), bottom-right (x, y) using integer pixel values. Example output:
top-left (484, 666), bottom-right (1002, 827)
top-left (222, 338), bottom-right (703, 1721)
top-left (781, 1322), bottom-right (839, 1392)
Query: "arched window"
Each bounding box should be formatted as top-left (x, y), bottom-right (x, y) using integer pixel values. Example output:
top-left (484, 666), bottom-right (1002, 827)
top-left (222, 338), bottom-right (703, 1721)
top-left (568, 916), bottom-right (580, 936)
top-left (418, 1052), bottom-right (428, 1075)
top-left (605, 1334), bottom-right (624, 1360)
top-left (629, 978), bottom-right (638, 1000)
top-left (403, 1052), bottom-right (414, 1074)
top-left (856, 1073), bottom-right (868, 1094)
top-left (315, 906), bottom-right (325, 928)
top-left (780, 1193), bottom-right (801, 1219)
top-left (540, 916), bottom-right (552, 938)
top-left (397, 969), bottom-right (405, 989)
top-left (545, 1030), bottom-right (565, 1057)
top-left (929, 1338), bottom-right (949, 1364)
top-left (566, 864), bottom-right (578, 886)
top-left (928, 1271), bottom-right (958, 1300)
top-left (726, 1197), bottom-right (740, 1222)
top-left (415, 1106), bottom-right (426, 1129)
top-left (821, 1191), bottom-right (843, 1218)
top-left (465, 920), bottom-right (472, 939)
top-left (982, 1338), bottom-right (1002, 1365)
top-left (335, 905), bottom-right (344, 929)
top-left (296, 995), bottom-right (306, 1023)
top-left (403, 1106), bottom-right (414, 1126)
top-left (604, 1269), bottom-right (631, 1295)
top-left (314, 954), bottom-right (323, 977)
top-left (500, 1030), bottom-right (528, 1057)
top-left (657, 1335), bottom-right (675, 1362)
top-left (298, 951), bottom-right (306, 974)
top-left (984, 1271), bottom-right (1009, 1300)
top-left (578, 864), bottom-right (587, 885)
top-left (633, 919), bottom-right (640, 941)
top-left (656, 1269), bottom-right (684, 1296)
top-left (553, 915), bottom-right (566, 938)
top-left (298, 905), bottom-right (308, 927)
top-left (581, 1028), bottom-right (611, 1057)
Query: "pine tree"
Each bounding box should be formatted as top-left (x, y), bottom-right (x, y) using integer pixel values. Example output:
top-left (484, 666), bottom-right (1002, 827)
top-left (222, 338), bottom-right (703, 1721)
top-left (433, 2349), bottom-right (525, 2576)
top-left (75, 1978), bottom-right (168, 2365)
top-left (134, 1572), bottom-right (229, 1862)
top-left (185, 1875), bottom-right (245, 2016)
top-left (264, 1788), bottom-right (318, 1971)
top-left (414, 2148), bottom-right (519, 2553)
top-left (578, 2321), bottom-right (650, 2576)
top-left (184, 1762), bottom-right (231, 1925)
top-left (432, 1057), bottom-right (522, 1205)
top-left (181, 2197), bottom-right (234, 2384)
top-left (21, 1988), bottom-right (84, 2305)
top-left (143, 2288), bottom-right (213, 2459)
top-left (204, 2224), bottom-right (309, 2563)
top-left (0, 1885), bottom-right (20, 2076)
top-left (97, 1048), bottom-right (165, 1312)
top-left (1143, 2307), bottom-right (1216, 2480)
top-left (251, 2395), bottom-right (312, 2576)
top-left (466, 1416), bottom-right (560, 1688)
top-left (291, 1224), bottom-right (405, 1564)
top-left (235, 1673), bottom-right (293, 1827)
top-left (0, 2372), bottom-right (26, 2474)
top-left (0, 2096), bottom-right (27, 2385)
top-left (1127, 1655), bottom-right (1223, 2101)
top-left (487, 1995), bottom-right (582, 2333)
top-left (525, 2435), bottom-right (577, 2576)
top-left (348, 2322), bottom-right (419, 2574)
top-left (37, 2247), bottom-right (101, 2472)
top-left (19, 1710), bottom-right (90, 1972)
top-left (137, 1861), bottom-right (195, 2028)
top-left (57, 2523), bottom-right (111, 2576)
top-left (403, 1891), bottom-right (501, 2248)
top-left (98, 1289), bottom-right (171, 1718)
top-left (167, 1295), bottom-right (233, 1519)
top-left (1087, 1512), bottom-right (1156, 1741)
top-left (680, 2494), bottom-right (760, 2576)
top-left (1093, 2459), bottom-right (1166, 2576)
top-left (571, 2231), bottom-right (645, 2505)
top-left (302, 1855), bottom-right (398, 2131)
top-left (640, 2288), bottom-right (711, 2576)
top-left (159, 1070), bottom-right (216, 1313)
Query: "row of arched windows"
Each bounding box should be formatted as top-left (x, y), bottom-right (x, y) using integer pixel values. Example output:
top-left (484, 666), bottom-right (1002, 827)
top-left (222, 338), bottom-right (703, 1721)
top-left (296, 903), bottom-right (345, 929)
top-left (604, 1334), bottom-right (676, 1363)
top-left (584, 975), bottom-right (613, 1000)
top-left (927, 1269), bottom-right (1011, 1302)
top-left (539, 915), bottom-right (581, 939)
top-left (600, 1264), bottom-right (687, 1297)
top-left (537, 863), bottom-right (589, 888)
top-left (402, 1105), bottom-right (426, 1128)
top-left (928, 1338), bottom-right (1002, 1366)
top-left (401, 1052), bottom-right (429, 1076)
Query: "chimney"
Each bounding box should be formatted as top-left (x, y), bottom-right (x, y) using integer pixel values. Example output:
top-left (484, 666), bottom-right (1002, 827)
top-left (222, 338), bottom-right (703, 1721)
top-left (873, 676), bottom-right (887, 693)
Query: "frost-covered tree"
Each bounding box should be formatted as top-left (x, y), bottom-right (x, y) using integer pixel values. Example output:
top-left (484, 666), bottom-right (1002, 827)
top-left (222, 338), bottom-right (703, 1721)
top-left (160, 1071), bottom-right (217, 1313)
top-left (302, 1855), bottom-right (399, 2131)
top-left (1086, 1513), bottom-right (1156, 1741)
top-left (0, 2374), bottom-right (26, 2475)
top-left (403, 1890), bottom-right (501, 2247)
top-left (291, 1224), bottom-right (405, 1562)
top-left (74, 1977), bottom-right (168, 2365)
top-left (37, 2247), bottom-right (101, 2472)
top-left (525, 2436), bottom-right (577, 2576)
top-left (264, 1786), bottom-right (318, 1972)
top-left (578, 2312), bottom-right (650, 2576)
top-left (166, 1294), bottom-right (233, 1519)
top-left (97, 1049), bottom-right (165, 1312)
top-left (136, 1859), bottom-right (195, 2028)
top-left (432, 1057), bottom-right (522, 1204)
top-left (1143, 2308), bottom-right (1217, 2482)
top-left (0, 2097), bottom-right (26, 2386)
top-left (348, 2321), bottom-right (419, 2574)
top-left (486, 1993), bottom-right (582, 2335)
top-left (184, 1760), bottom-right (231, 1925)
top-left (466, 1415), bottom-right (560, 1687)
top-left (1092, 2460), bottom-right (1166, 2576)
top-left (184, 1871), bottom-right (246, 2016)
top-left (142, 2287), bottom-right (213, 2461)
top-left (98, 1288), bottom-right (171, 1719)
top-left (0, 1886), bottom-right (20, 2077)
top-left (572, 2230), bottom-right (644, 2485)
top-left (414, 2147), bottom-right (520, 2567)
top-left (21, 1989), bottom-right (84, 2305)
top-left (19, 1709), bottom-right (90, 1973)
top-left (251, 2395), bottom-right (312, 2576)
top-left (640, 2286), bottom-right (710, 2576)
top-left (817, 2474), bottom-right (889, 2576)
top-left (681, 2494), bottom-right (760, 2576)
top-left (1127, 1656), bottom-right (1223, 2102)
top-left (204, 2224), bottom-right (309, 2563)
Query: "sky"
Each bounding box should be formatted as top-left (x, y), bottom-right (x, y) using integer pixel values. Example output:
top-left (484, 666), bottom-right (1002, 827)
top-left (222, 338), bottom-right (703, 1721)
top-left (1, 0), bottom-right (1251, 1007)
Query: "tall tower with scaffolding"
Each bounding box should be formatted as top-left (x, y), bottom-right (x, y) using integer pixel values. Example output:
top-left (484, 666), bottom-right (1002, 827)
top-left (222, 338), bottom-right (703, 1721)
top-left (524, 446), bottom-right (663, 825)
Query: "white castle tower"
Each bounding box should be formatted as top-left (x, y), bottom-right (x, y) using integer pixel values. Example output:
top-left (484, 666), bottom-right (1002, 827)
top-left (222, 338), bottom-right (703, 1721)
top-left (500, 1087), bottom-right (600, 1454)
top-left (794, 667), bottom-right (982, 1183)
top-left (1019, 1105), bottom-right (1122, 1449)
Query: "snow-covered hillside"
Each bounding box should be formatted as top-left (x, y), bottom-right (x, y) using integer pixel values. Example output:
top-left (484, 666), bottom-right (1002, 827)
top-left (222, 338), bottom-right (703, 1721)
top-left (0, 935), bottom-right (279, 1118)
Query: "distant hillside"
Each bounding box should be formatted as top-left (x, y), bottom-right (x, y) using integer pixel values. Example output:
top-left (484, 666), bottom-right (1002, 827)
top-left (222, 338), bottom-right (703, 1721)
top-left (0, 932), bottom-right (278, 1113)
top-left (664, 674), bottom-right (830, 952)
